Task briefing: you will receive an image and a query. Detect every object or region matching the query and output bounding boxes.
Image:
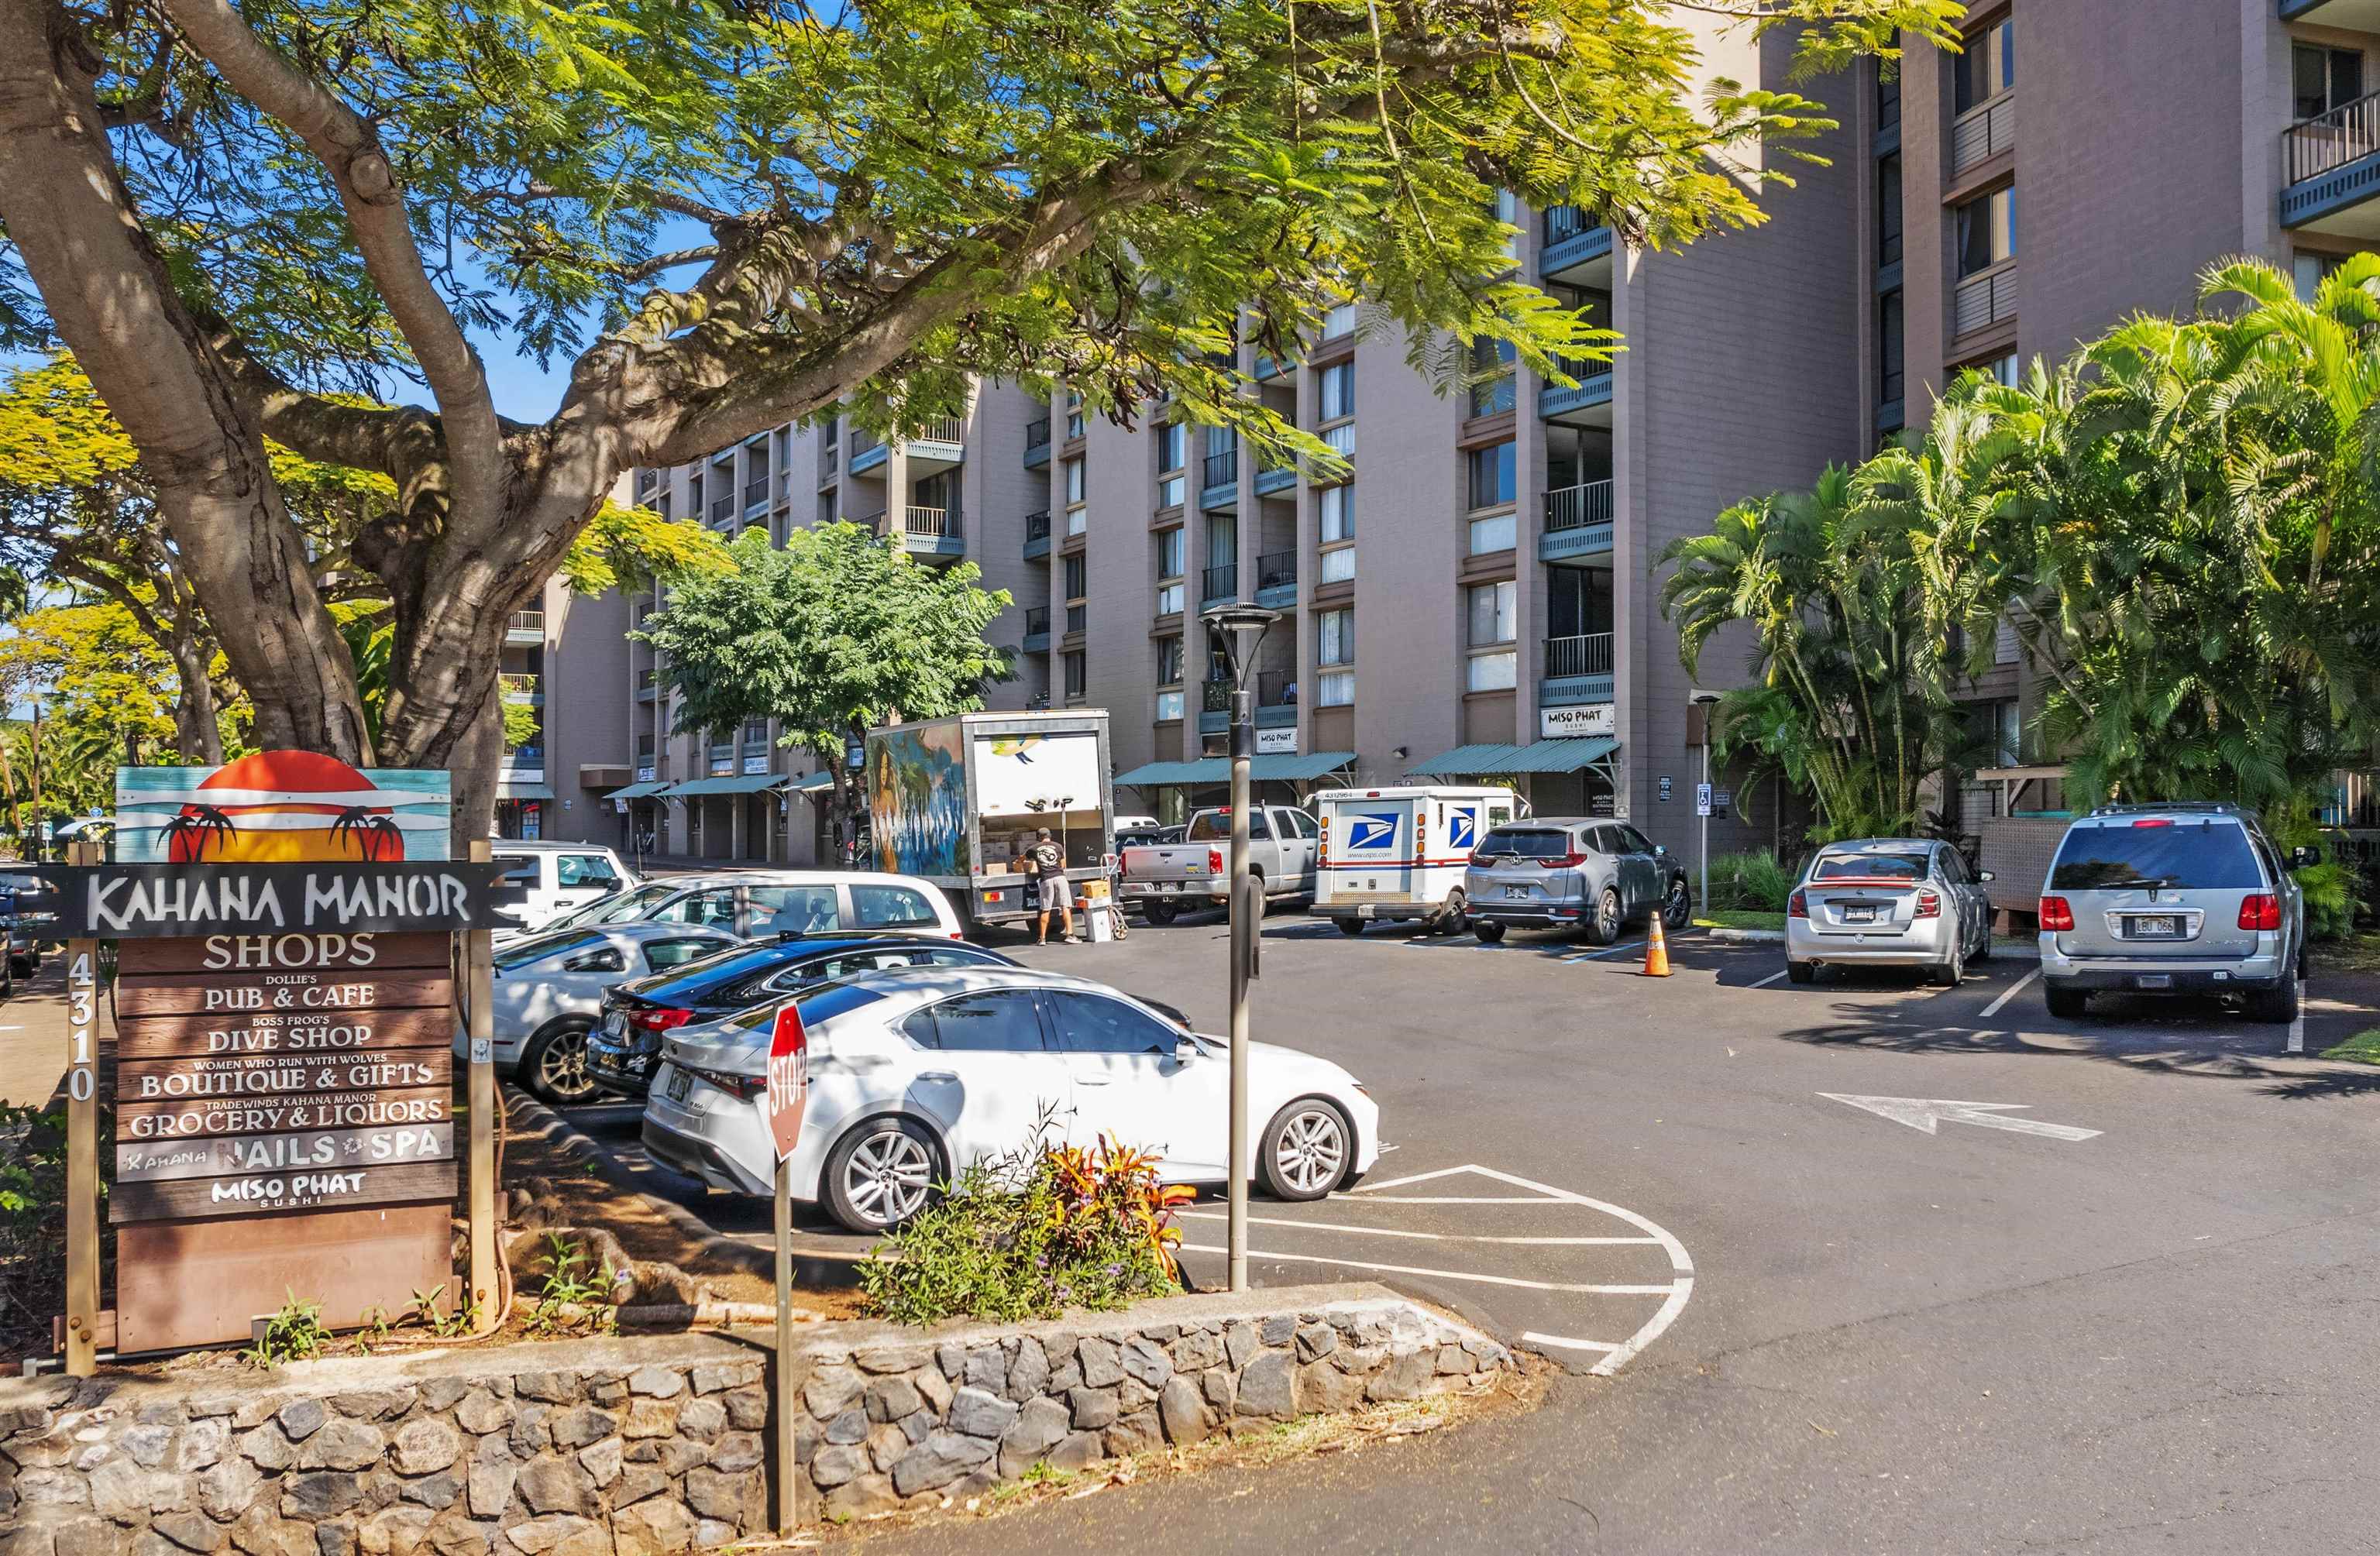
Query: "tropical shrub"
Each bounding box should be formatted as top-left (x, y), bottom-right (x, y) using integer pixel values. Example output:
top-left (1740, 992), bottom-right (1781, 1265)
top-left (1708, 851), bottom-right (1797, 913)
top-left (861, 1135), bottom-right (1192, 1327)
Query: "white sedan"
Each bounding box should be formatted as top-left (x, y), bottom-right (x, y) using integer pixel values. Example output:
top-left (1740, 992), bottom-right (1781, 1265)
top-left (639, 966), bottom-right (1380, 1232)
top-left (481, 922), bottom-right (742, 1104)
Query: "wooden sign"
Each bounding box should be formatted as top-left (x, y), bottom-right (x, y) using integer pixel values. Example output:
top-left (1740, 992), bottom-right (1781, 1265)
top-left (113, 1006), bottom-right (452, 1062)
top-left (115, 930), bottom-right (452, 976)
top-left (118, 1122), bottom-right (456, 1182)
top-left (114, 967), bottom-right (453, 1018)
top-left (117, 1084), bottom-right (452, 1140)
top-left (112, 1161), bottom-right (459, 1221)
top-left (116, 1049), bottom-right (450, 1108)
top-left (35, 860), bottom-right (517, 938)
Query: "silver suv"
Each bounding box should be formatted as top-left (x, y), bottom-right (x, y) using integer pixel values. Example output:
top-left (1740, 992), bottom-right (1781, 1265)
top-left (2038, 803), bottom-right (2313, 1023)
top-left (1465, 819), bottom-right (1690, 944)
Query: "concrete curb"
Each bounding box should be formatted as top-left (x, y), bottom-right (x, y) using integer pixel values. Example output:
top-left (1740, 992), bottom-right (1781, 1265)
top-left (1700, 926), bottom-right (1786, 943)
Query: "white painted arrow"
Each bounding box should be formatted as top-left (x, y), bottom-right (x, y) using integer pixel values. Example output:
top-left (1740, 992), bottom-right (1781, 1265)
top-left (1820, 1093), bottom-right (2102, 1142)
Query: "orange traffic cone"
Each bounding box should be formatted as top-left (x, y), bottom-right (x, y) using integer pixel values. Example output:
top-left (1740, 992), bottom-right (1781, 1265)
top-left (1642, 909), bottom-right (1673, 977)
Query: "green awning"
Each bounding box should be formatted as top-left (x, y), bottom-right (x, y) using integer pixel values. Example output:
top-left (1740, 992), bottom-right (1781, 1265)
top-left (606, 780), bottom-right (672, 800)
top-left (1113, 751), bottom-right (1358, 787)
top-left (663, 773), bottom-right (788, 797)
top-left (787, 772), bottom-right (834, 793)
top-left (497, 780), bottom-right (555, 800)
top-left (1404, 737), bottom-right (1619, 778)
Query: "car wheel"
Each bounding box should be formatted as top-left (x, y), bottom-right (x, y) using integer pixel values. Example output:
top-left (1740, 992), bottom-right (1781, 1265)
top-left (1434, 889), bottom-right (1469, 935)
top-left (521, 1022), bottom-right (600, 1106)
top-left (1472, 919), bottom-right (1506, 943)
top-left (823, 1117), bottom-right (944, 1233)
top-left (1586, 886), bottom-right (1622, 946)
top-left (2248, 970), bottom-right (2300, 1025)
top-left (2044, 981), bottom-right (2089, 1020)
top-left (1334, 917), bottom-right (1366, 936)
top-left (6, 955), bottom-right (26, 979)
top-left (1786, 959), bottom-right (1815, 984)
top-left (1142, 902), bottom-right (1181, 926)
top-left (1663, 878), bottom-right (1692, 931)
top-left (1931, 940), bottom-right (1963, 989)
top-left (1970, 917), bottom-right (1993, 963)
top-left (1258, 1099), bottom-right (1353, 1202)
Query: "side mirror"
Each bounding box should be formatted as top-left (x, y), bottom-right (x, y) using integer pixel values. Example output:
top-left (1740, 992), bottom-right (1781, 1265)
top-left (1172, 1037), bottom-right (1201, 1063)
top-left (1653, 844), bottom-right (1667, 856)
top-left (1977, 870), bottom-right (1995, 883)
top-left (2291, 845), bottom-right (2322, 869)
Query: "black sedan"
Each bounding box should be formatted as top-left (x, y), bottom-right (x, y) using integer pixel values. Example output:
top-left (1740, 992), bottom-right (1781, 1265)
top-left (585, 933), bottom-right (1018, 1097)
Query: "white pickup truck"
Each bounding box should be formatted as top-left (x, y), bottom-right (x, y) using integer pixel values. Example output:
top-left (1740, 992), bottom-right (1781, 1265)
top-left (1117, 805), bottom-right (1319, 925)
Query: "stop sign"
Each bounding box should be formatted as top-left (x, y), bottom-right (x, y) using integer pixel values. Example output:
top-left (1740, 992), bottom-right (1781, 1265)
top-left (765, 1001), bottom-right (807, 1161)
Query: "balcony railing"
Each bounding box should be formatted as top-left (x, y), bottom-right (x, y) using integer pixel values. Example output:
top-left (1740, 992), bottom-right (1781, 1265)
top-left (1025, 510), bottom-right (1051, 542)
top-left (1202, 448), bottom-right (1238, 487)
top-left (1026, 417), bottom-right (1051, 450)
top-left (1545, 632), bottom-right (1614, 678)
top-left (745, 479), bottom-right (771, 510)
top-left (507, 610), bottom-right (544, 636)
top-left (902, 505), bottom-right (959, 538)
top-left (849, 431), bottom-right (883, 460)
top-left (500, 672), bottom-right (539, 699)
top-left (1064, 602), bottom-right (1086, 634)
top-left (1545, 479), bottom-right (1615, 533)
top-left (1202, 679), bottom-right (1232, 714)
top-left (1256, 549), bottom-right (1296, 591)
top-left (709, 496), bottom-right (733, 524)
top-left (1543, 204), bottom-right (1597, 244)
top-left (1202, 562), bottom-right (1237, 603)
top-left (915, 417), bottom-right (965, 445)
top-left (1950, 91), bottom-right (2016, 175)
top-left (1550, 353), bottom-right (1613, 389)
top-left (2285, 88), bottom-right (2380, 185)
top-left (1023, 606), bottom-right (1050, 637)
top-left (1257, 670), bottom-right (1295, 708)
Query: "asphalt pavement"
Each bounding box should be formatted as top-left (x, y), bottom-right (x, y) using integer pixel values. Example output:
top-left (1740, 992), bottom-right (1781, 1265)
top-left (566, 910), bottom-right (2380, 1553)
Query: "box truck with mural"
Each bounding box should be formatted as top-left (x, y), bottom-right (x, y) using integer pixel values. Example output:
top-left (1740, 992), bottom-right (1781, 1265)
top-left (865, 710), bottom-right (1115, 928)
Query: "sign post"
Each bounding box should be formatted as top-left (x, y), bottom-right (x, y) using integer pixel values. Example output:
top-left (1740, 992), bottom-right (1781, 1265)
top-left (63, 838), bottom-right (101, 1376)
top-left (466, 840), bottom-right (498, 1328)
top-left (765, 1001), bottom-right (809, 1534)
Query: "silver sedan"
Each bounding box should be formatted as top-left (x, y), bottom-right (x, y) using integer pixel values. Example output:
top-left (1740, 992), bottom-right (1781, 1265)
top-left (477, 922), bottom-right (742, 1104)
top-left (1785, 839), bottom-right (1993, 987)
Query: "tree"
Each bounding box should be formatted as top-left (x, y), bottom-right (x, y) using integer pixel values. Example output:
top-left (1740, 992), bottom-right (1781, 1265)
top-left (0, 600), bottom-right (193, 836)
top-left (635, 524), bottom-right (1013, 858)
top-left (0, 0), bottom-right (1958, 834)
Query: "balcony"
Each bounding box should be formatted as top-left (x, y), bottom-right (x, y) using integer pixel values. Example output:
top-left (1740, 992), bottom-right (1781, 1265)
top-left (1541, 479), bottom-right (1615, 562)
top-left (1952, 263), bottom-right (2017, 338)
top-left (1539, 353), bottom-right (1614, 424)
top-left (1949, 91), bottom-right (2014, 177)
top-left (847, 431), bottom-right (886, 474)
top-left (1256, 670), bottom-right (1298, 729)
top-left (1541, 632), bottom-right (1615, 706)
top-left (1198, 678), bottom-right (1230, 735)
top-left (1064, 601), bottom-right (1086, 636)
top-left (505, 610), bottom-right (545, 644)
top-left (500, 672), bottom-right (542, 706)
top-left (2282, 89), bottom-right (2380, 233)
top-left (895, 505), bottom-right (966, 560)
top-left (1022, 606), bottom-right (1051, 653)
top-left (708, 496), bottom-right (734, 525)
top-left (1539, 205), bottom-right (1614, 284)
top-left (1201, 448), bottom-right (1240, 509)
top-left (1201, 562), bottom-right (1238, 608)
top-left (744, 477), bottom-right (772, 514)
top-left (1254, 462), bottom-right (1297, 497)
top-left (636, 669), bottom-right (658, 703)
top-left (1254, 548), bottom-right (1298, 609)
top-left (1023, 417), bottom-right (1052, 469)
top-left (1023, 509), bottom-right (1052, 560)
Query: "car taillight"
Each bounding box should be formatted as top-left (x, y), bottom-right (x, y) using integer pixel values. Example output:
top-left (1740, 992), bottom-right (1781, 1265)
top-left (1915, 890), bottom-right (1941, 918)
top-left (2238, 893), bottom-right (2281, 931)
top-left (1788, 888), bottom-right (1807, 918)
top-left (678, 1062), bottom-right (765, 1100)
top-left (1208, 848), bottom-right (1224, 874)
top-left (629, 1007), bottom-right (694, 1033)
top-left (1542, 851), bottom-right (1587, 869)
top-left (2039, 896), bottom-right (2074, 932)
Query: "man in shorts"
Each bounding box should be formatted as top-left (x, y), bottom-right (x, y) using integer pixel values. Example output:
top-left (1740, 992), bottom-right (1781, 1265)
top-left (1030, 827), bottom-right (1076, 944)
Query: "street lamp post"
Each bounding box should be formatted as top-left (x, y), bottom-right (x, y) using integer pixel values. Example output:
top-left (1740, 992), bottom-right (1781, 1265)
top-left (1202, 603), bottom-right (1281, 1293)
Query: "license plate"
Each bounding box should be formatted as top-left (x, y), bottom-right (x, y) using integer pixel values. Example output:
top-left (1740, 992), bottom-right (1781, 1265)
top-left (1157, 882), bottom-right (1179, 894)
top-left (2129, 915), bottom-right (2179, 938)
top-left (603, 1011), bottom-right (624, 1037)
top-left (664, 1067), bottom-right (693, 1104)
top-left (2135, 973), bottom-right (2173, 990)
top-left (1504, 886), bottom-right (1529, 899)
top-left (1844, 905), bottom-right (1876, 923)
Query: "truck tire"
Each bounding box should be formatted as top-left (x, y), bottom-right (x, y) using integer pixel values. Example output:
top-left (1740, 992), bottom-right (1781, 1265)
top-left (1433, 888), bottom-right (1468, 934)
top-left (1335, 918), bottom-right (1365, 936)
top-left (2044, 981), bottom-right (2089, 1020)
top-left (1142, 902), bottom-right (1181, 926)
top-left (2248, 970), bottom-right (2300, 1025)
top-left (1473, 919), bottom-right (1506, 943)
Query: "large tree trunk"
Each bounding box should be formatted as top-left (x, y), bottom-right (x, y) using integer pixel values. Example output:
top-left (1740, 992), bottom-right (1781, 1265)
top-left (0, 0), bottom-right (370, 761)
top-left (167, 634), bottom-right (225, 764)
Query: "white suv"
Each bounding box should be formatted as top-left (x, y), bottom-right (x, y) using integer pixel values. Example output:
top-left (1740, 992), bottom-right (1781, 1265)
top-left (490, 841), bottom-right (638, 933)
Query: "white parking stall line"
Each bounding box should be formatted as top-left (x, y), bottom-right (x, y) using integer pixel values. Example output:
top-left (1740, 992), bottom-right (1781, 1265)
top-left (1562, 942), bottom-right (1646, 963)
top-left (1588, 1277), bottom-right (1695, 1376)
top-left (1977, 970), bottom-right (2039, 1020)
top-left (1748, 970), bottom-right (1789, 989)
top-left (1178, 1242), bottom-right (1687, 1297)
top-left (2289, 1007), bottom-right (2305, 1054)
top-left (1521, 1332), bottom-right (1621, 1356)
top-left (1339, 1195), bottom-right (1574, 1204)
top-left (1459, 1164), bottom-right (1694, 1275)
top-left (1177, 1209), bottom-right (1658, 1247)
top-left (1353, 1163), bottom-right (1497, 1193)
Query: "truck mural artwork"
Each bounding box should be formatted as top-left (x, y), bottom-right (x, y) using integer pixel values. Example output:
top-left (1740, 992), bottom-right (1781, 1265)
top-left (867, 709), bottom-right (1115, 928)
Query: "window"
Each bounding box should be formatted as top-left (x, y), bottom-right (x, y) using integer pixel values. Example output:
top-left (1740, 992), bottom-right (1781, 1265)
top-left (1156, 582), bottom-right (1184, 616)
top-left (1875, 59), bottom-right (1900, 132)
top-left (1316, 671), bottom-right (1353, 706)
top-left (1320, 302), bottom-right (1358, 339)
top-left (1064, 457), bottom-right (1085, 505)
top-left (2294, 44), bottom-right (2364, 122)
top-left (1064, 651), bottom-right (1087, 699)
top-left (1878, 290), bottom-right (1904, 404)
top-left (1157, 423), bottom-right (1185, 474)
top-left (1045, 992), bottom-right (1184, 1056)
top-left (1876, 155), bottom-right (1902, 267)
top-left (903, 991), bottom-right (1049, 1052)
top-left (1969, 699), bottom-right (2021, 767)
top-left (849, 884), bottom-right (941, 928)
top-left (641, 938), bottom-right (726, 971)
top-left (1319, 546), bottom-right (1356, 583)
top-left (1318, 608), bottom-right (1353, 667)
top-left (1064, 553), bottom-right (1086, 601)
top-left (1955, 187), bottom-right (2015, 277)
top-left (1813, 850), bottom-right (1931, 881)
top-left (1465, 651), bottom-right (1518, 692)
top-left (2048, 823), bottom-right (2262, 892)
top-left (655, 889), bottom-right (738, 929)
top-left (1155, 637), bottom-right (1183, 685)
top-left (1953, 16), bottom-right (2013, 114)
top-left (1155, 690), bottom-right (1185, 721)
top-left (2296, 250), bottom-right (2349, 301)
top-left (747, 885), bottom-right (843, 935)
top-left (1156, 527), bottom-right (1185, 579)
top-left (1319, 483), bottom-right (1354, 543)
top-left (1468, 513), bottom-right (1517, 555)
top-left (1318, 362), bottom-right (1356, 422)
top-left (1186, 810), bottom-right (1272, 841)
top-left (558, 854), bottom-right (622, 890)
top-left (742, 718), bottom-right (768, 744)
top-left (1614, 824), bottom-right (1654, 855)
top-left (1467, 581), bottom-right (1516, 646)
top-left (1467, 441), bottom-right (1517, 509)
top-left (494, 930), bottom-right (603, 973)
top-left (1468, 337), bottom-right (1517, 417)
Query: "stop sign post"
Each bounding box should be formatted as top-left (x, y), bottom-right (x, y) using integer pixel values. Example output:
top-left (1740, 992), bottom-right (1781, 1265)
top-left (766, 1001), bottom-right (807, 1534)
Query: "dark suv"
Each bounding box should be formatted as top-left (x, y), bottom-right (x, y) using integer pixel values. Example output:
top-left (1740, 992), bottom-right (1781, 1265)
top-left (2038, 802), bottom-right (2313, 1022)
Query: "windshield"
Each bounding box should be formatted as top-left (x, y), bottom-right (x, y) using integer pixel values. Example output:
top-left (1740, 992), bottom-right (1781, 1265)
top-left (545, 882), bottom-right (676, 931)
top-left (494, 931), bottom-right (604, 972)
top-left (1476, 829), bottom-right (1570, 859)
top-left (1812, 852), bottom-right (1929, 881)
top-left (2049, 822), bottom-right (2262, 891)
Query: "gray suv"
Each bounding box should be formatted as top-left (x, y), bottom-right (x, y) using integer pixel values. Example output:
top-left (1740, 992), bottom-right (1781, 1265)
top-left (2038, 803), bottom-right (2313, 1023)
top-left (1465, 819), bottom-right (1690, 944)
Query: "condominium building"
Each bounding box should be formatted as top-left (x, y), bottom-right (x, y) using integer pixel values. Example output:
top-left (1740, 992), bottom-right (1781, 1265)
top-left (607, 2), bottom-right (2380, 882)
top-left (492, 573), bottom-right (634, 847)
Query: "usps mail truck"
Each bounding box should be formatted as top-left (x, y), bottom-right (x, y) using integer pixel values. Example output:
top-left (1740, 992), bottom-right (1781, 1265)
top-left (1312, 785), bottom-right (1526, 936)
